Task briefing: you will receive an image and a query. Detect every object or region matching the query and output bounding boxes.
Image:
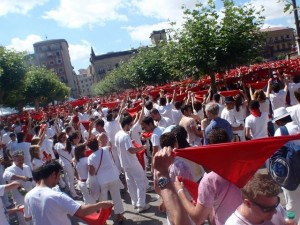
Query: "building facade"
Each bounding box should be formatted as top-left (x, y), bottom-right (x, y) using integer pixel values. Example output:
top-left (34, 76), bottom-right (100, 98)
top-left (149, 29), bottom-right (167, 46)
top-left (75, 67), bottom-right (94, 97)
top-left (261, 27), bottom-right (295, 59)
top-left (33, 39), bottom-right (78, 98)
top-left (90, 48), bottom-right (138, 82)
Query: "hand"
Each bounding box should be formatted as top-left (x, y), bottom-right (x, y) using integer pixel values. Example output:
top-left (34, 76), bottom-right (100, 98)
top-left (153, 147), bottom-right (175, 177)
top-left (174, 176), bottom-right (184, 192)
top-left (99, 200), bottom-right (114, 209)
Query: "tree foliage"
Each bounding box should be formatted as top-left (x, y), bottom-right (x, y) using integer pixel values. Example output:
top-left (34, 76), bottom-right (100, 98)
top-left (172, 0), bottom-right (265, 89)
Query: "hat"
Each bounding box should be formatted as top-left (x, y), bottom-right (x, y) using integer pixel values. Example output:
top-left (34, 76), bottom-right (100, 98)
top-left (225, 96), bottom-right (235, 103)
top-left (11, 150), bottom-right (24, 157)
top-left (272, 107), bottom-right (290, 123)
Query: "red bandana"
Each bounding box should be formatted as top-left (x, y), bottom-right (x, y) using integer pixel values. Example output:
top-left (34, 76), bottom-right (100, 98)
top-left (250, 109), bottom-right (262, 117)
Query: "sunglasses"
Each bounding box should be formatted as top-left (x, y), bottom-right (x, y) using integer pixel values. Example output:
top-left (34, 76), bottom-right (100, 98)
top-left (251, 196), bottom-right (280, 213)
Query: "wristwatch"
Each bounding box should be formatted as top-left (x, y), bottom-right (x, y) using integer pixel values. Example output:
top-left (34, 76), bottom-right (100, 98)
top-left (157, 176), bottom-right (170, 189)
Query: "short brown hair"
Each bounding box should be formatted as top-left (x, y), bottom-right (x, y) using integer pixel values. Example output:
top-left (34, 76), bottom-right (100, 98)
top-left (242, 173), bottom-right (280, 201)
top-left (294, 88), bottom-right (300, 103)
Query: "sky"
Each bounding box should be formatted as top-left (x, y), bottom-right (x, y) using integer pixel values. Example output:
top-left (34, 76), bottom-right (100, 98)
top-left (0, 0), bottom-right (295, 73)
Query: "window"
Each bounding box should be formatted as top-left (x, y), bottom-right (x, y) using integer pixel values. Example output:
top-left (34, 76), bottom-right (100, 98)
top-left (59, 68), bottom-right (64, 73)
top-left (81, 80), bottom-right (84, 83)
top-left (286, 34), bottom-right (290, 39)
top-left (49, 61), bottom-right (54, 65)
top-left (56, 52), bottom-right (60, 57)
top-left (57, 59), bottom-right (62, 64)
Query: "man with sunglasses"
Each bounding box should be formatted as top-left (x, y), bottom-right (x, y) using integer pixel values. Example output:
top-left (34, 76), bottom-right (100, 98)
top-left (225, 173), bottom-right (286, 225)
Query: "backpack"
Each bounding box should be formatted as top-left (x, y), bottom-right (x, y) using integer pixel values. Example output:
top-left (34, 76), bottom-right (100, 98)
top-left (267, 125), bottom-right (300, 191)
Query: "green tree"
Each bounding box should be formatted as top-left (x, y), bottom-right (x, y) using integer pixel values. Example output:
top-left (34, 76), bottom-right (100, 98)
top-left (171, 0), bottom-right (265, 91)
top-left (24, 67), bottom-right (70, 109)
top-left (0, 47), bottom-right (27, 106)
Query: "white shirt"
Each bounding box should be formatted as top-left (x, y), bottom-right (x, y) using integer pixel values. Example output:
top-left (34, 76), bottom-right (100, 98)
top-left (156, 117), bottom-right (172, 128)
top-left (130, 123), bottom-right (143, 145)
top-left (172, 109), bottom-right (182, 125)
top-left (75, 157), bottom-right (89, 180)
top-left (31, 158), bottom-right (44, 170)
top-left (3, 163), bottom-right (33, 204)
top-left (104, 120), bottom-right (121, 147)
top-left (115, 130), bottom-right (140, 169)
top-left (0, 185), bottom-right (9, 225)
top-left (288, 82), bottom-right (300, 106)
top-left (286, 104), bottom-right (300, 125)
top-left (151, 126), bottom-right (165, 150)
top-left (157, 103), bottom-right (174, 120)
top-left (221, 108), bottom-right (240, 128)
top-left (245, 112), bottom-right (269, 139)
top-left (274, 121), bottom-right (300, 145)
top-left (269, 90), bottom-right (287, 110)
top-left (15, 142), bottom-right (31, 166)
top-left (24, 186), bottom-right (81, 225)
top-left (88, 147), bottom-right (119, 185)
top-left (54, 142), bottom-right (73, 167)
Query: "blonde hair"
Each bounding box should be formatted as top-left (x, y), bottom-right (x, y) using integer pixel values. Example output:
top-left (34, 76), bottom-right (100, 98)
top-left (29, 145), bottom-right (40, 161)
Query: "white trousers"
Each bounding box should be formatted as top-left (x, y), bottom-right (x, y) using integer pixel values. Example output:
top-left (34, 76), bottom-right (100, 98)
top-left (99, 179), bottom-right (124, 214)
top-left (78, 181), bottom-right (96, 204)
top-left (125, 165), bottom-right (148, 208)
top-left (62, 164), bottom-right (77, 196)
top-left (283, 186), bottom-right (300, 223)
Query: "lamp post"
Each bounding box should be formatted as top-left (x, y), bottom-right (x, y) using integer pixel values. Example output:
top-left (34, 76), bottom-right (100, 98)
top-left (292, 0), bottom-right (300, 54)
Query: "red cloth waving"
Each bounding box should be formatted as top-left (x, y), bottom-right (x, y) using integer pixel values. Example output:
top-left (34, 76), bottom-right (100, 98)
top-left (174, 135), bottom-right (300, 188)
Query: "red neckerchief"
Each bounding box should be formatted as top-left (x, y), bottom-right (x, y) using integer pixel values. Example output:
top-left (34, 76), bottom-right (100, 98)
top-left (250, 109), bottom-right (261, 117)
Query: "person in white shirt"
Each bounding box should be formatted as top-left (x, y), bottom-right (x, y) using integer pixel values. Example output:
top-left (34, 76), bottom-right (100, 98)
top-left (150, 108), bottom-right (172, 128)
top-left (24, 160), bottom-right (113, 225)
top-left (115, 116), bottom-right (150, 213)
top-left (225, 173), bottom-right (285, 225)
top-left (266, 78), bottom-right (288, 111)
top-left (288, 75), bottom-right (300, 106)
top-left (286, 87), bottom-right (300, 125)
top-left (172, 102), bottom-right (183, 125)
top-left (245, 100), bottom-right (269, 139)
top-left (272, 107), bottom-right (300, 224)
top-left (3, 151), bottom-right (34, 225)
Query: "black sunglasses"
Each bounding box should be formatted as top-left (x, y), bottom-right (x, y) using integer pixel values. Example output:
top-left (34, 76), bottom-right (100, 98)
top-left (251, 196), bottom-right (280, 213)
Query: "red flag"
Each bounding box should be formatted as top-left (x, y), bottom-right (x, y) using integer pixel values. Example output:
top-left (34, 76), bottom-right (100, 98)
top-left (132, 141), bottom-right (146, 170)
top-left (75, 206), bottom-right (112, 225)
top-left (219, 90), bottom-right (241, 97)
top-left (246, 81), bottom-right (267, 90)
top-left (174, 135), bottom-right (300, 188)
top-left (177, 176), bottom-right (198, 204)
top-left (80, 121), bottom-right (90, 131)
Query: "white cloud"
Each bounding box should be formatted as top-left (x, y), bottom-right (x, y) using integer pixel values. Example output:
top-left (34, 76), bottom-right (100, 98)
top-left (130, 0), bottom-right (198, 21)
top-left (249, 0), bottom-right (291, 21)
top-left (69, 40), bottom-right (91, 70)
top-left (6, 34), bottom-right (43, 53)
top-left (123, 22), bottom-right (172, 43)
top-left (0, 0), bottom-right (48, 16)
top-left (43, 0), bottom-right (128, 28)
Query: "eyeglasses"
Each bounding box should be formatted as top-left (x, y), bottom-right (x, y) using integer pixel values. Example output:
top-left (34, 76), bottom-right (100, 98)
top-left (251, 196), bottom-right (280, 213)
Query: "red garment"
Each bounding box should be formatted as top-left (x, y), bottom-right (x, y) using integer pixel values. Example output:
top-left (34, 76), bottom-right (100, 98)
top-left (219, 90), bottom-right (241, 97)
top-left (80, 121), bottom-right (90, 131)
top-left (250, 109), bottom-right (262, 117)
top-left (174, 134), bottom-right (300, 188)
top-left (132, 141), bottom-right (146, 170)
top-left (75, 206), bottom-right (112, 225)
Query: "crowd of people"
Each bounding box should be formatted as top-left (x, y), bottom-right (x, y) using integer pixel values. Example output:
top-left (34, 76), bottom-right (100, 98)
top-left (0, 70), bottom-right (299, 225)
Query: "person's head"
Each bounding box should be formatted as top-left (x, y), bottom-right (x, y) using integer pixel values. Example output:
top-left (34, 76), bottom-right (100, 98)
top-left (234, 94), bottom-right (243, 111)
top-left (141, 116), bottom-right (155, 132)
top-left (271, 83), bottom-right (281, 93)
top-left (98, 133), bottom-right (109, 147)
top-left (29, 145), bottom-right (40, 161)
top-left (95, 118), bottom-right (105, 132)
top-left (12, 151), bottom-right (25, 167)
top-left (74, 143), bottom-right (86, 162)
top-left (241, 173), bottom-right (280, 223)
top-left (32, 165), bottom-right (44, 183)
top-left (193, 101), bottom-right (202, 112)
top-left (120, 116), bottom-right (133, 131)
top-left (294, 88), bottom-right (300, 104)
top-left (106, 113), bottom-right (114, 122)
top-left (159, 97), bottom-right (167, 106)
top-left (224, 96), bottom-right (235, 110)
top-left (57, 132), bottom-right (67, 143)
top-left (205, 103), bottom-right (219, 119)
top-left (145, 101), bottom-right (153, 111)
top-left (181, 104), bottom-right (193, 116)
top-left (248, 100), bottom-right (260, 110)
top-left (9, 133), bottom-right (16, 141)
top-left (159, 133), bottom-right (178, 149)
top-left (171, 125), bottom-right (190, 148)
top-left (39, 160), bottom-right (63, 187)
top-left (33, 125), bottom-right (41, 135)
top-left (253, 90), bottom-right (266, 103)
top-left (207, 127), bottom-right (230, 144)
top-left (292, 75), bottom-right (300, 83)
top-left (66, 131), bottom-right (81, 153)
top-left (86, 138), bottom-right (99, 152)
top-left (212, 93), bottom-right (221, 103)
top-left (65, 126), bottom-right (73, 135)
top-left (150, 108), bottom-right (161, 122)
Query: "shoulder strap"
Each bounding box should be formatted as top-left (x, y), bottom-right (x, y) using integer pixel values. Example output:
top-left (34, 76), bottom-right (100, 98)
top-left (95, 149), bottom-right (104, 175)
top-left (279, 126), bottom-right (289, 136)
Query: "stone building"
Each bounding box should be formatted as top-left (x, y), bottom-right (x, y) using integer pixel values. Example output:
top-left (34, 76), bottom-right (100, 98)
top-left (33, 39), bottom-right (78, 97)
top-left (150, 29), bottom-right (167, 46)
top-left (75, 66), bottom-right (94, 97)
top-left (261, 27), bottom-right (295, 59)
top-left (90, 47), bottom-right (138, 82)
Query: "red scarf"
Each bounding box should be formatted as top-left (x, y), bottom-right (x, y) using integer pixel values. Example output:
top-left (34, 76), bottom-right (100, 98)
top-left (250, 109), bottom-right (261, 117)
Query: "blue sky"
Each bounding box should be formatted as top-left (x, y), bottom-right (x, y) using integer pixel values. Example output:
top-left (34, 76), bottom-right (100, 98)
top-left (0, 0), bottom-right (294, 73)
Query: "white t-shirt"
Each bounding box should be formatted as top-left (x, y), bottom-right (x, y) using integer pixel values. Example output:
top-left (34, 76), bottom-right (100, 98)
top-left (41, 138), bottom-right (55, 159)
top-left (54, 142), bottom-right (73, 167)
top-left (245, 112), bottom-right (269, 139)
top-left (286, 104), bottom-right (300, 125)
top-left (130, 123), bottom-right (143, 146)
top-left (24, 186), bottom-right (81, 225)
top-left (75, 157), bottom-right (89, 180)
top-left (156, 117), bottom-right (172, 128)
top-left (31, 158), bottom-right (44, 170)
top-left (115, 130), bottom-right (140, 169)
top-left (172, 109), bottom-right (182, 125)
top-left (259, 99), bottom-right (270, 114)
top-left (269, 90), bottom-right (287, 110)
top-left (151, 126), bottom-right (165, 149)
top-left (1, 132), bottom-right (11, 146)
top-left (225, 205), bottom-right (285, 225)
top-left (288, 82), bottom-right (300, 106)
top-left (104, 120), bottom-right (121, 147)
top-left (157, 103), bottom-right (174, 120)
top-left (88, 147), bottom-right (119, 185)
top-left (274, 121), bottom-right (300, 145)
top-left (221, 108), bottom-right (240, 128)
top-left (0, 185), bottom-right (9, 225)
top-left (16, 142), bottom-right (31, 166)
